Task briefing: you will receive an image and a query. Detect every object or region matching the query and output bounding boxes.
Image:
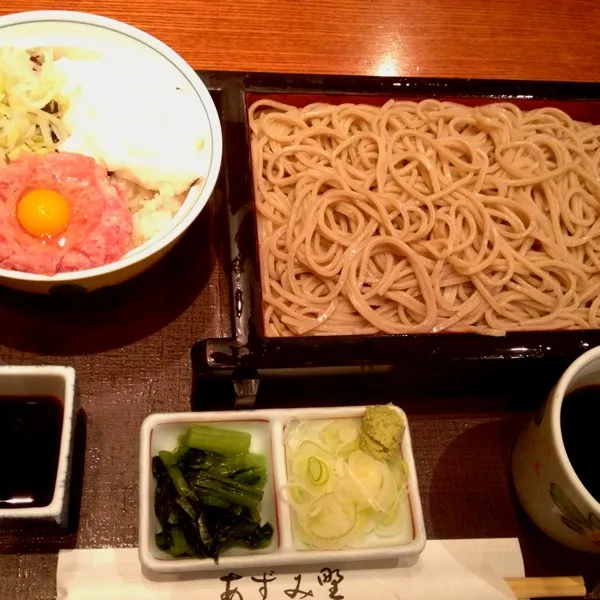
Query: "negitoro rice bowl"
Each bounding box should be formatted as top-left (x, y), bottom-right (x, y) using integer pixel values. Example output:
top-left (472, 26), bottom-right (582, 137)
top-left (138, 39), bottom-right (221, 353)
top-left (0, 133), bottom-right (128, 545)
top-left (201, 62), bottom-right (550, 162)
top-left (0, 11), bottom-right (222, 293)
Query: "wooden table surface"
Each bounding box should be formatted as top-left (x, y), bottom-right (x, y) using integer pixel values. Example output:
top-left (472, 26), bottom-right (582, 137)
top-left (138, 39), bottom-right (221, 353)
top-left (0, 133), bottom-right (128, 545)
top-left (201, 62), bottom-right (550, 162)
top-left (1, 1), bottom-right (600, 599)
top-left (2, 0), bottom-right (600, 81)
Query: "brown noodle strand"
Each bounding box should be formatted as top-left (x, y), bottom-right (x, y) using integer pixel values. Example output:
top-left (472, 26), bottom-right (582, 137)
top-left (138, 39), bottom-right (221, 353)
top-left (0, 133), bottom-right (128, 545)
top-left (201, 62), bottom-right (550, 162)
top-left (249, 99), bottom-right (600, 336)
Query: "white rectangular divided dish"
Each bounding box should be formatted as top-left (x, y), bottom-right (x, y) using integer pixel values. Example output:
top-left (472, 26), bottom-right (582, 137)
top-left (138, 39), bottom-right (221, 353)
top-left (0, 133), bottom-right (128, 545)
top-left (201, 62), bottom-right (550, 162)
top-left (139, 406), bottom-right (427, 573)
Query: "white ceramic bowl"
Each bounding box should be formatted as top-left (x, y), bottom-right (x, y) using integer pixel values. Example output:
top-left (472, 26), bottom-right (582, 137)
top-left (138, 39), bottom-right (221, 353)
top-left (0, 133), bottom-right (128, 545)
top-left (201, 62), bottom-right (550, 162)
top-left (0, 365), bottom-right (76, 527)
top-left (512, 346), bottom-right (600, 552)
top-left (139, 406), bottom-right (426, 573)
top-left (0, 11), bottom-right (222, 293)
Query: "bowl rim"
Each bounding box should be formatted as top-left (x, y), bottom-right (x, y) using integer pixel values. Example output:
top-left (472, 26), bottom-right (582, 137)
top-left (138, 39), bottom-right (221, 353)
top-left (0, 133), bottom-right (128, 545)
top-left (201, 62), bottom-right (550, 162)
top-left (0, 10), bottom-right (223, 283)
top-left (0, 365), bottom-right (76, 520)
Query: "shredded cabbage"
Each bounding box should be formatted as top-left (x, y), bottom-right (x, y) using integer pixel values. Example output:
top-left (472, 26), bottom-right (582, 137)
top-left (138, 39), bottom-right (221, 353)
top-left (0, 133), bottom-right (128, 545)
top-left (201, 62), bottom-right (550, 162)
top-left (0, 47), bottom-right (68, 164)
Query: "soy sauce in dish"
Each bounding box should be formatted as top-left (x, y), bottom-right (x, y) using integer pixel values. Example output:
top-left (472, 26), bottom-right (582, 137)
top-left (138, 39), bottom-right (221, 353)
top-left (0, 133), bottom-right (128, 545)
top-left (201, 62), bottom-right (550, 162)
top-left (560, 386), bottom-right (600, 503)
top-left (0, 395), bottom-right (63, 509)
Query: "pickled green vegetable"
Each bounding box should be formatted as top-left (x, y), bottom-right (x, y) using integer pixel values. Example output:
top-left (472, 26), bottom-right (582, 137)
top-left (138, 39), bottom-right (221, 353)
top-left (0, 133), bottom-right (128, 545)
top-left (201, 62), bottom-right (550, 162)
top-left (152, 425), bottom-right (273, 561)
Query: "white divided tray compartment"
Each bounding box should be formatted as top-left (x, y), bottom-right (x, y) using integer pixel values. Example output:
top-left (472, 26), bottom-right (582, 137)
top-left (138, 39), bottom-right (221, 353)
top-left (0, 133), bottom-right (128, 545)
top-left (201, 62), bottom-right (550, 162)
top-left (139, 406), bottom-right (427, 573)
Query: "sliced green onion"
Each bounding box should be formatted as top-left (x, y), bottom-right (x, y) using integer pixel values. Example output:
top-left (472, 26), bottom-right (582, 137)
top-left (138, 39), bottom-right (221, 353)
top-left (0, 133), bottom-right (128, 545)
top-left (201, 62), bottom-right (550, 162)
top-left (307, 456), bottom-right (329, 485)
top-left (284, 415), bottom-right (410, 550)
top-left (320, 420), bottom-right (361, 456)
top-left (305, 493), bottom-right (357, 540)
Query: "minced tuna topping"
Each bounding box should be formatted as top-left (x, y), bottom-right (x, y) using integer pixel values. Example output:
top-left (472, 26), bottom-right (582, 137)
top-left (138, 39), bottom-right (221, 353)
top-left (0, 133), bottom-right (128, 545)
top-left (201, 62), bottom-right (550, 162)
top-left (0, 152), bottom-right (133, 275)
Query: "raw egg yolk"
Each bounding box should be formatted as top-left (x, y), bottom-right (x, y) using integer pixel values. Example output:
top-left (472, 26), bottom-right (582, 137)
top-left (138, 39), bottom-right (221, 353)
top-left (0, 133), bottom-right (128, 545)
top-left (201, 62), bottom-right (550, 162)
top-left (17, 189), bottom-right (71, 239)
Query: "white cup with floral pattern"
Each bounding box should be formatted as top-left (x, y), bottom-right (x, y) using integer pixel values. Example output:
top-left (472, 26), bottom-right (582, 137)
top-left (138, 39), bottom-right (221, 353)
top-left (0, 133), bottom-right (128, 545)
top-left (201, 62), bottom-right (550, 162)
top-left (512, 346), bottom-right (600, 552)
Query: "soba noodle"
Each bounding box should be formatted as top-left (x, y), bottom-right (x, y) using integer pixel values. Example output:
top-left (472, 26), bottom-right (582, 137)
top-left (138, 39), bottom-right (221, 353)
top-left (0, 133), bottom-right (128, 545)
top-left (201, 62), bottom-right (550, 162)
top-left (249, 99), bottom-right (600, 337)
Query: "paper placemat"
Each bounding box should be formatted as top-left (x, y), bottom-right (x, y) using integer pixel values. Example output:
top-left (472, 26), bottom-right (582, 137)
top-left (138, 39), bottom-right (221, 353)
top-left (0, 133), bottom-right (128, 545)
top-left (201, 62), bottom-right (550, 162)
top-left (57, 538), bottom-right (524, 600)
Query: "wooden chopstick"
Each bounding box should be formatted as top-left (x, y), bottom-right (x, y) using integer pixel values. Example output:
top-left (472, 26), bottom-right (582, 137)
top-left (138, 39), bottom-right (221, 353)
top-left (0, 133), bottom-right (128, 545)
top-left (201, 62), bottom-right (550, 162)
top-left (504, 576), bottom-right (586, 599)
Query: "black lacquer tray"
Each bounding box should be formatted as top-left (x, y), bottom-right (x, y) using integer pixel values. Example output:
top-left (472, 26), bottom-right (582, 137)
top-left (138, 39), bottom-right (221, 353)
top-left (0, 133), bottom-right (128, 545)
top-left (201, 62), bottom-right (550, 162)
top-left (191, 72), bottom-right (600, 408)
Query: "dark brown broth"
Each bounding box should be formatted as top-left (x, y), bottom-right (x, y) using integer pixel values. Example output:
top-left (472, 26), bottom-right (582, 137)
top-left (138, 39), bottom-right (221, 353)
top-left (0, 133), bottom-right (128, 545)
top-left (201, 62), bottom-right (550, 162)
top-left (560, 386), bottom-right (600, 503)
top-left (0, 395), bottom-right (63, 509)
